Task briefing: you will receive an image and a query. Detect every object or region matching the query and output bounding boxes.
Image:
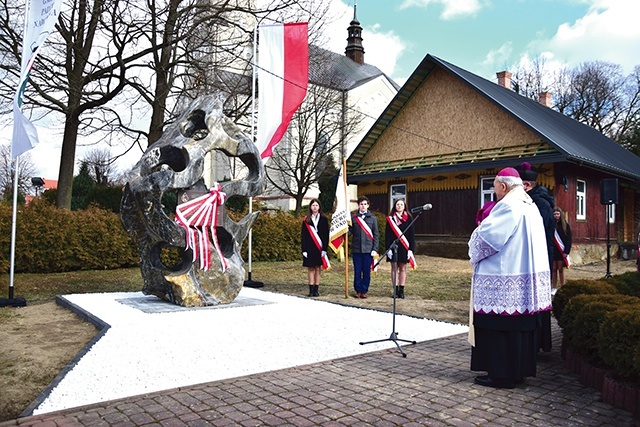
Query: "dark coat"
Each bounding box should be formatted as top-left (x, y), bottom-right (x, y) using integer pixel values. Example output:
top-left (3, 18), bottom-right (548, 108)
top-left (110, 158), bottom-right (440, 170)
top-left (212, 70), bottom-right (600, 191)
top-left (528, 185), bottom-right (555, 270)
top-left (301, 215), bottom-right (329, 267)
top-left (384, 215), bottom-right (415, 263)
top-left (553, 221), bottom-right (572, 261)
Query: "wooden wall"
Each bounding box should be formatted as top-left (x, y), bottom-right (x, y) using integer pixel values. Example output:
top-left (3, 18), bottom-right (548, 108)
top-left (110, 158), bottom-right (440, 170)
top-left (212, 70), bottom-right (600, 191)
top-left (365, 188), bottom-right (478, 237)
top-left (360, 162), bottom-right (640, 247)
top-left (362, 68), bottom-right (541, 164)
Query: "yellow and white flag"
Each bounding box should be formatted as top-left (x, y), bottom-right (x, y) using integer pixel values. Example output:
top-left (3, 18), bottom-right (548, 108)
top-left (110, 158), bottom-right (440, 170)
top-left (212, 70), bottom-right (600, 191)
top-left (329, 160), bottom-right (350, 259)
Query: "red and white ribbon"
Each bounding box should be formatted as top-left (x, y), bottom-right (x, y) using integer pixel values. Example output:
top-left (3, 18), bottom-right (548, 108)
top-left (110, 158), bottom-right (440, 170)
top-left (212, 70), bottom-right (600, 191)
top-left (554, 229), bottom-right (571, 268)
top-left (353, 215), bottom-right (374, 241)
top-left (175, 184), bottom-right (227, 272)
top-left (386, 216), bottom-right (417, 269)
top-left (304, 219), bottom-right (330, 270)
top-left (354, 215), bottom-right (377, 272)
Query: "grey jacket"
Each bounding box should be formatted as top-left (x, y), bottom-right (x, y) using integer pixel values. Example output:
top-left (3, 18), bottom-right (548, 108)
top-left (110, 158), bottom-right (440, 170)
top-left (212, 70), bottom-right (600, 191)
top-left (350, 212), bottom-right (379, 254)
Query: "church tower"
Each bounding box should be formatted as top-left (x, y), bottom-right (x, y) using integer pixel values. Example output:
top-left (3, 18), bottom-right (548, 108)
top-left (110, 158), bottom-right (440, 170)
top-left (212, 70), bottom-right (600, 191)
top-left (345, 3), bottom-right (364, 64)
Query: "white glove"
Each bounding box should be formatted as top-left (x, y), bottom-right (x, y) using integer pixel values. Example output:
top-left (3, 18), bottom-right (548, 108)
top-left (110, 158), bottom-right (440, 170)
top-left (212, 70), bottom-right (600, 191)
top-left (321, 251), bottom-right (327, 257)
top-left (302, 252), bottom-right (307, 258)
top-left (387, 250), bottom-right (393, 259)
top-left (371, 251), bottom-right (378, 257)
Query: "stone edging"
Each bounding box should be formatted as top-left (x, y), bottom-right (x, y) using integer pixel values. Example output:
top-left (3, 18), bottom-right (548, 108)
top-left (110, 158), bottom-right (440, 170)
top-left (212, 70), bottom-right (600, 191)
top-left (562, 339), bottom-right (640, 418)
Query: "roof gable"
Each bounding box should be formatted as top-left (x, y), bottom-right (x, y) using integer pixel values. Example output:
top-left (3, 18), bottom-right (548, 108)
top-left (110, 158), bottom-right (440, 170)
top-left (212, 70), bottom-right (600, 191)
top-left (348, 54), bottom-right (640, 182)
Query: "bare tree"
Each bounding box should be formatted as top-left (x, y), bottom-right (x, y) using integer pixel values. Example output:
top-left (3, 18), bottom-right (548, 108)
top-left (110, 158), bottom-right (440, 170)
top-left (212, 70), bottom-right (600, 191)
top-left (0, 0), bottom-right (153, 208)
top-left (265, 82), bottom-right (362, 215)
top-left (511, 55), bottom-right (550, 100)
top-left (511, 58), bottom-right (640, 144)
top-left (81, 147), bottom-right (114, 185)
top-left (552, 61), bottom-right (639, 141)
top-left (0, 0), bottom-right (332, 210)
top-left (0, 144), bottom-right (37, 198)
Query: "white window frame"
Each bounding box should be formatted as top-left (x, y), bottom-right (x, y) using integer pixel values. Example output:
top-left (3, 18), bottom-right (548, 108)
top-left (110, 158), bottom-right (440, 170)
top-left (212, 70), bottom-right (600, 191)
top-left (576, 179), bottom-right (586, 220)
top-left (389, 184), bottom-right (407, 211)
top-left (480, 176), bottom-right (497, 207)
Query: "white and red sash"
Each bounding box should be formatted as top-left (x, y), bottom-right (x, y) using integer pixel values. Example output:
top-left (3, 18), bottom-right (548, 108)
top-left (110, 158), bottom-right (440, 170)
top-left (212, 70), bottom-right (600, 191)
top-left (354, 215), bottom-right (374, 241)
top-left (554, 229), bottom-right (571, 268)
top-left (386, 216), bottom-right (417, 269)
top-left (175, 184), bottom-right (228, 272)
top-left (304, 218), bottom-right (330, 270)
top-left (354, 214), bottom-right (377, 272)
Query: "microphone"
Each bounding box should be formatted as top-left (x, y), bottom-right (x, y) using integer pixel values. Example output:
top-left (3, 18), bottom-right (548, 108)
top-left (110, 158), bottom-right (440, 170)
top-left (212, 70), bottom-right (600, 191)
top-left (410, 203), bottom-right (433, 214)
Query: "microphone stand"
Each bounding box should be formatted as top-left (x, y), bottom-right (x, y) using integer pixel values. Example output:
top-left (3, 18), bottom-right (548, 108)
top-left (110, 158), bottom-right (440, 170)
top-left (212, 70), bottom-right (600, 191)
top-left (359, 209), bottom-right (425, 357)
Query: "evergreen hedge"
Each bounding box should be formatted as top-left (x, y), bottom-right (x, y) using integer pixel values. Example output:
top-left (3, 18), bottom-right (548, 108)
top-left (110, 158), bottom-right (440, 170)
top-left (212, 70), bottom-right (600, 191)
top-left (0, 200), bottom-right (139, 273)
top-left (0, 200), bottom-right (389, 272)
top-left (552, 279), bottom-right (617, 328)
top-left (597, 308), bottom-right (640, 378)
top-left (555, 274), bottom-right (640, 382)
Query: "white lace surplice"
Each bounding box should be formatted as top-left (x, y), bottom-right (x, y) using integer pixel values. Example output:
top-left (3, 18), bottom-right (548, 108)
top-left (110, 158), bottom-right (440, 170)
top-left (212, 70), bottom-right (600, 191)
top-left (468, 187), bottom-right (552, 316)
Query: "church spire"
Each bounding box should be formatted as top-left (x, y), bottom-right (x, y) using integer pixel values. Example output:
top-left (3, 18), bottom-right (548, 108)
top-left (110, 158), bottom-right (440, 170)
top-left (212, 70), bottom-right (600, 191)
top-left (345, 3), bottom-right (364, 65)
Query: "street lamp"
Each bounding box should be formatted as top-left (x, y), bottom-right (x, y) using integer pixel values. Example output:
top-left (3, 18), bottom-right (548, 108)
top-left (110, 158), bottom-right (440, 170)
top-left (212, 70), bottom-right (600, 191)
top-left (31, 177), bottom-right (45, 196)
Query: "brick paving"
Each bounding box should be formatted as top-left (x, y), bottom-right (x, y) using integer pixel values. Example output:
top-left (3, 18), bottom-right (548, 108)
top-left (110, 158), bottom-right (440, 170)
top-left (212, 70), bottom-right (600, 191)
top-left (1, 321), bottom-right (638, 426)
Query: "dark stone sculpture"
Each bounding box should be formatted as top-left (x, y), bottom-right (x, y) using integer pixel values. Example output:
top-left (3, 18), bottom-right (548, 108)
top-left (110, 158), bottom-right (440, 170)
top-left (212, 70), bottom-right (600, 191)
top-left (121, 95), bottom-right (265, 306)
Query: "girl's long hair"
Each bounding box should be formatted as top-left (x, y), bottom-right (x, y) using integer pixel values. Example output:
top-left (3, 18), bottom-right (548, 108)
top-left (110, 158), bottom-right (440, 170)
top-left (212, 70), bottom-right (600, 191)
top-left (553, 206), bottom-right (569, 234)
top-left (304, 199), bottom-right (325, 224)
top-left (388, 198), bottom-right (412, 219)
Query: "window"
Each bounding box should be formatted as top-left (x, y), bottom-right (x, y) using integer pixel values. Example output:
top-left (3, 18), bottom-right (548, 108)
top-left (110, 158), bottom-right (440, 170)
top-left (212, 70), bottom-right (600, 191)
top-left (576, 179), bottom-right (586, 220)
top-left (390, 184), bottom-right (407, 211)
top-left (480, 177), bottom-right (497, 207)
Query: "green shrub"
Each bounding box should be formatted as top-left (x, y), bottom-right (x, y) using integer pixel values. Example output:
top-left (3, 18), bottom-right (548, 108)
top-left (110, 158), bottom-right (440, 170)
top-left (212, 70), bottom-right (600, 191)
top-left (597, 308), bottom-right (640, 378)
top-left (608, 271), bottom-right (640, 297)
top-left (242, 210), bottom-right (301, 262)
top-left (0, 199), bottom-right (139, 273)
top-left (564, 294), bottom-right (640, 358)
top-left (0, 199), bottom-right (386, 273)
top-left (553, 279), bottom-right (617, 327)
top-left (85, 186), bottom-right (124, 213)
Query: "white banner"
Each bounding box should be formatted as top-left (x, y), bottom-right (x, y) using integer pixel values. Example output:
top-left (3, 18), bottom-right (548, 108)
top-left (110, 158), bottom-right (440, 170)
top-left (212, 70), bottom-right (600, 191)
top-left (12, 0), bottom-right (63, 158)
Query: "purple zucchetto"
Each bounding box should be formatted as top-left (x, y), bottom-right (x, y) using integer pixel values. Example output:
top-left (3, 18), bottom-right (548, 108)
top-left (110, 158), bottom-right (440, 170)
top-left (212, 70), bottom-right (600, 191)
top-left (497, 167), bottom-right (520, 178)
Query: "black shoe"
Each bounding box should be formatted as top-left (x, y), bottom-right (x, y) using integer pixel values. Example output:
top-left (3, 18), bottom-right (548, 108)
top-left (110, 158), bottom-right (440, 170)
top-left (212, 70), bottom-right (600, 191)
top-left (313, 285), bottom-right (319, 297)
top-left (308, 285), bottom-right (314, 297)
top-left (398, 287), bottom-right (405, 299)
top-left (474, 375), bottom-right (515, 389)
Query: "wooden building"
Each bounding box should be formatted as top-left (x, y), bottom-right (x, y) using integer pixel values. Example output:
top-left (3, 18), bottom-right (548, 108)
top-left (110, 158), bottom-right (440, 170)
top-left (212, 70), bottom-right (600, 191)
top-left (346, 54), bottom-right (640, 263)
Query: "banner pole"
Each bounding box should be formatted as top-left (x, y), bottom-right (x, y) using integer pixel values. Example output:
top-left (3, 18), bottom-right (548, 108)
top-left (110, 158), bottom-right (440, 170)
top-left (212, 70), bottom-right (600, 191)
top-left (343, 157), bottom-right (349, 298)
top-left (8, 156), bottom-right (20, 299)
top-left (244, 24), bottom-right (262, 288)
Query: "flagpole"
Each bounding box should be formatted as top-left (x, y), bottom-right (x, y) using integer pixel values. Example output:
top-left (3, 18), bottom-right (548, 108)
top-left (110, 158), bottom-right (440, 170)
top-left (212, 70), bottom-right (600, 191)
top-left (6, 0), bottom-right (29, 302)
top-left (244, 23), bottom-right (262, 288)
top-left (343, 157), bottom-right (349, 298)
top-left (8, 156), bottom-right (20, 299)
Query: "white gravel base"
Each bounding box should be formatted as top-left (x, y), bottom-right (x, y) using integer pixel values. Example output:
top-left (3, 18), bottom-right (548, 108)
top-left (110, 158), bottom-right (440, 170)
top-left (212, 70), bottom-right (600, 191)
top-left (34, 288), bottom-right (468, 415)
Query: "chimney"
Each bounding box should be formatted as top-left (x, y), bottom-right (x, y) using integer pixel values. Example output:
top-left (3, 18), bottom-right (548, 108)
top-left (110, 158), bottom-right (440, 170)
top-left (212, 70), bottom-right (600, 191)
top-left (538, 91), bottom-right (552, 107)
top-left (496, 71), bottom-right (512, 90)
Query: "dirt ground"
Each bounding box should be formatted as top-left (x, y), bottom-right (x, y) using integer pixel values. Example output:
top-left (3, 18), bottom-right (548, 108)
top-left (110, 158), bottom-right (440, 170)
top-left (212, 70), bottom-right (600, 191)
top-left (0, 257), bottom-right (637, 421)
top-left (0, 301), bottom-right (97, 420)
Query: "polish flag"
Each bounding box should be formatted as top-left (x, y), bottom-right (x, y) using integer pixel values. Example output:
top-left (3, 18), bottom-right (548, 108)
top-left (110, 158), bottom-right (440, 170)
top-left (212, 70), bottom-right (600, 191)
top-left (256, 22), bottom-right (309, 162)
